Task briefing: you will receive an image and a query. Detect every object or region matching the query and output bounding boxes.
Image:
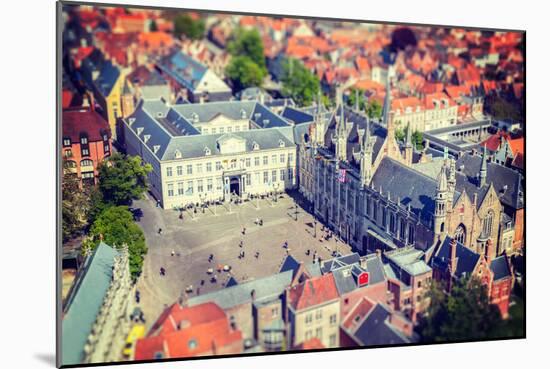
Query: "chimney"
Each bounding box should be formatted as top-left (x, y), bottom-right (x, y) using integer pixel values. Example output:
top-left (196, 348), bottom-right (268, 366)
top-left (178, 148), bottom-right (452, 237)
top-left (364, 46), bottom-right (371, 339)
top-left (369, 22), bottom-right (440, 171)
top-left (359, 257), bottom-right (367, 269)
top-left (485, 239), bottom-right (494, 264)
top-left (449, 238), bottom-right (457, 275)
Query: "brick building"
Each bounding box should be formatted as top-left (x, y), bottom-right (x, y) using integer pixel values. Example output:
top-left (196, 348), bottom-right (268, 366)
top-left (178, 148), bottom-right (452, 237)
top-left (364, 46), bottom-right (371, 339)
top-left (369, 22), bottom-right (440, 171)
top-left (62, 107), bottom-right (112, 185)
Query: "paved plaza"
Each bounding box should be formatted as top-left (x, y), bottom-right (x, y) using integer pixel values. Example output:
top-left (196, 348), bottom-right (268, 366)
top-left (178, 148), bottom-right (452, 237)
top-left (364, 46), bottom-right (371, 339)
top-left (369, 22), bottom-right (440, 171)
top-left (133, 191), bottom-right (352, 327)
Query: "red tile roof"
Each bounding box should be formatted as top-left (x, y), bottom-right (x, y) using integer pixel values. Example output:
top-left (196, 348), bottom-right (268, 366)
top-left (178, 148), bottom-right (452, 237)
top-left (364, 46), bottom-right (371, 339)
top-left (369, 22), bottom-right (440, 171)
top-left (342, 297), bottom-right (376, 330)
top-left (288, 274), bottom-right (339, 311)
top-left (424, 92), bottom-right (456, 109)
top-left (62, 109), bottom-right (111, 142)
top-left (135, 302), bottom-right (242, 360)
top-left (293, 337), bottom-right (325, 350)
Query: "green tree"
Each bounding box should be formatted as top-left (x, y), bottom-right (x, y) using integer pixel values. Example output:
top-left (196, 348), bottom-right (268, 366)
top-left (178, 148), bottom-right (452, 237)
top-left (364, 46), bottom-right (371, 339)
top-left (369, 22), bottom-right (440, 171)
top-left (394, 127), bottom-right (405, 142)
top-left (62, 161), bottom-right (92, 242)
top-left (174, 14), bottom-right (205, 40)
top-left (347, 88), bottom-right (366, 110)
top-left (417, 278), bottom-right (504, 343)
top-left (97, 153), bottom-right (152, 207)
top-left (85, 206), bottom-right (148, 280)
top-left (366, 100), bottom-right (383, 119)
top-left (225, 55), bottom-right (265, 90)
top-left (487, 95), bottom-right (522, 122)
top-left (227, 28), bottom-right (267, 73)
top-left (412, 130), bottom-right (423, 150)
top-left (281, 58), bottom-right (320, 107)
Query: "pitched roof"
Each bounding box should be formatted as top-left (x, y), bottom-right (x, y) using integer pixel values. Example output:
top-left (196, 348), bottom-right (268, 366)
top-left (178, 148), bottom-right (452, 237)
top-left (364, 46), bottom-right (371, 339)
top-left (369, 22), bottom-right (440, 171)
top-left (187, 270), bottom-right (293, 310)
top-left (134, 302), bottom-right (242, 360)
top-left (62, 243), bottom-right (119, 365)
top-left (371, 157), bottom-right (460, 226)
top-left (287, 274), bottom-right (339, 311)
top-left (62, 108), bottom-right (111, 142)
top-left (352, 303), bottom-right (411, 346)
top-left (490, 256), bottom-right (512, 281)
top-left (431, 236), bottom-right (481, 279)
top-left (293, 337), bottom-right (325, 350)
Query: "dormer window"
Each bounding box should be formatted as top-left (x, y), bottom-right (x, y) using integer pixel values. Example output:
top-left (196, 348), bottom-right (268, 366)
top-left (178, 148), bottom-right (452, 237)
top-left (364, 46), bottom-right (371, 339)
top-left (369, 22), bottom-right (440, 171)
top-left (278, 139), bottom-right (285, 148)
top-left (128, 117), bottom-right (136, 125)
top-left (191, 112), bottom-right (199, 123)
top-left (63, 137), bottom-right (71, 147)
top-left (143, 134), bottom-right (151, 143)
top-left (153, 145), bottom-right (160, 154)
top-left (174, 149), bottom-right (182, 159)
top-left (252, 142), bottom-right (260, 151)
top-left (204, 147), bottom-right (211, 156)
top-left (102, 133), bottom-right (108, 141)
top-left (240, 109), bottom-right (247, 119)
top-left (136, 127), bottom-right (144, 135)
top-left (80, 134), bottom-right (88, 145)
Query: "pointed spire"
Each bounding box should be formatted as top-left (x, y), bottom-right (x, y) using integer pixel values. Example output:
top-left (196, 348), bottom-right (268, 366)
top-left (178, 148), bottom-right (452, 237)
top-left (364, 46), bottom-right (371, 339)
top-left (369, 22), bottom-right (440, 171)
top-left (479, 144), bottom-right (487, 188)
top-left (437, 164), bottom-right (448, 193)
top-left (363, 116), bottom-right (371, 150)
top-left (448, 158), bottom-right (456, 183)
top-left (383, 74), bottom-right (393, 125)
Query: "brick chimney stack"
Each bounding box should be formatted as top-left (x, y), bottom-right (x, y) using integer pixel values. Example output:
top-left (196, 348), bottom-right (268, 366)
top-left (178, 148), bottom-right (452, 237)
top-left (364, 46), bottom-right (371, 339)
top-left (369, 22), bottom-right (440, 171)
top-left (449, 238), bottom-right (457, 276)
top-left (485, 239), bottom-right (495, 264)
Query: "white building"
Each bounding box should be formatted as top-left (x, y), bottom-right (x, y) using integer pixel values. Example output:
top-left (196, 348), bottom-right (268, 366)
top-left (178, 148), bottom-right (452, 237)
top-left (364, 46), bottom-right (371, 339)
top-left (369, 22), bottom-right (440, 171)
top-left (123, 99), bottom-right (299, 209)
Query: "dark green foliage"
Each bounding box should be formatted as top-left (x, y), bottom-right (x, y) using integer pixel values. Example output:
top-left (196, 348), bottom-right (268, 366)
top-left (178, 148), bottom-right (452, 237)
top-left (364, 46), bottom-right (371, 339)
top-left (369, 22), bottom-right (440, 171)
top-left (486, 95), bottom-right (523, 122)
top-left (227, 28), bottom-right (267, 73)
top-left (347, 88), bottom-right (366, 110)
top-left (225, 28), bottom-right (267, 90)
top-left (395, 127), bottom-right (406, 142)
top-left (62, 160), bottom-right (93, 242)
top-left (85, 206), bottom-right (148, 281)
top-left (225, 56), bottom-right (265, 90)
top-left (281, 58), bottom-right (320, 106)
top-left (417, 278), bottom-right (504, 343)
top-left (97, 153), bottom-right (152, 207)
top-left (174, 14), bottom-right (205, 40)
top-left (366, 100), bottom-right (383, 119)
top-left (412, 130), bottom-right (423, 150)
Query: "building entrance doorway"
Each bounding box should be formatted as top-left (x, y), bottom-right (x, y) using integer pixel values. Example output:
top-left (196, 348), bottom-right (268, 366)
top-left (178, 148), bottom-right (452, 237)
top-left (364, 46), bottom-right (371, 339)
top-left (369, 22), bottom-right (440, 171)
top-left (230, 177), bottom-right (241, 197)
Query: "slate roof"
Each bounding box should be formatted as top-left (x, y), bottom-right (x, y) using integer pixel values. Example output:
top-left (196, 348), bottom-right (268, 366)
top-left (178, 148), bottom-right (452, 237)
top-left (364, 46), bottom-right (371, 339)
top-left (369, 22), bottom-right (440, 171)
top-left (187, 270), bottom-right (293, 310)
top-left (371, 157), bottom-right (460, 225)
top-left (279, 254), bottom-right (301, 277)
top-left (126, 99), bottom-right (295, 161)
top-left (62, 242), bottom-right (119, 366)
top-left (158, 50), bottom-right (230, 93)
top-left (431, 236), bottom-right (481, 279)
top-left (94, 60), bottom-right (120, 97)
top-left (353, 304), bottom-right (411, 346)
top-left (415, 153), bottom-right (524, 211)
top-left (490, 256), bottom-right (512, 281)
top-left (456, 153), bottom-right (524, 210)
top-left (281, 106), bottom-right (315, 124)
top-left (322, 253), bottom-right (386, 295)
top-left (321, 106), bottom-right (387, 169)
top-left (384, 247), bottom-right (432, 278)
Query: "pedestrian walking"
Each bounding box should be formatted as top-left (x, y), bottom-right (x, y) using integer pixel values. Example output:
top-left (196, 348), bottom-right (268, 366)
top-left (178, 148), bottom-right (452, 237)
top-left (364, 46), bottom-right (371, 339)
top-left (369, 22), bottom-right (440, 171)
top-left (255, 251), bottom-right (260, 258)
top-left (158, 227), bottom-right (163, 235)
top-left (239, 240), bottom-right (243, 248)
top-left (171, 249), bottom-right (175, 257)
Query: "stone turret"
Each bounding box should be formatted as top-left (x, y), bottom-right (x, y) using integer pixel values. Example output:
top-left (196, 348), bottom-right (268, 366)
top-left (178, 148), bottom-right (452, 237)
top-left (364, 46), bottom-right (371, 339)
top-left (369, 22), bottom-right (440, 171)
top-left (360, 117), bottom-right (374, 187)
top-left (434, 164), bottom-right (448, 238)
top-left (478, 144), bottom-right (488, 188)
top-left (404, 123), bottom-right (413, 167)
top-left (447, 158), bottom-right (456, 211)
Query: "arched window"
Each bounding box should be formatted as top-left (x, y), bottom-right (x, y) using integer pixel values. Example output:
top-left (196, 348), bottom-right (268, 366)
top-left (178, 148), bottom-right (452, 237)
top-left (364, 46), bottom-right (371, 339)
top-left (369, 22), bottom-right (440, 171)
top-left (390, 213), bottom-right (396, 234)
top-left (80, 159), bottom-right (93, 167)
top-left (454, 224), bottom-right (466, 244)
top-left (482, 211), bottom-right (494, 238)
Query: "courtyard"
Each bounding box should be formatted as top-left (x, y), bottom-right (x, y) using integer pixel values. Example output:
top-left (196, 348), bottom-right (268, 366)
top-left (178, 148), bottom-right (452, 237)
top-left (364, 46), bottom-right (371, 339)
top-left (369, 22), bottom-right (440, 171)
top-left (133, 191), bottom-right (352, 327)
